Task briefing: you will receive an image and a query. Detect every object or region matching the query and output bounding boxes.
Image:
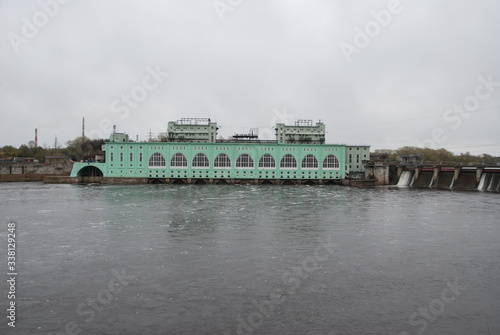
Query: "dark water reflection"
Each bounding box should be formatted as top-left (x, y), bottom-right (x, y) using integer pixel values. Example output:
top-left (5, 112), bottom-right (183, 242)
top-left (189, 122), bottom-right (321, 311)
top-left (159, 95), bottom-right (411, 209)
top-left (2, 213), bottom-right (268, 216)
top-left (0, 183), bottom-right (499, 335)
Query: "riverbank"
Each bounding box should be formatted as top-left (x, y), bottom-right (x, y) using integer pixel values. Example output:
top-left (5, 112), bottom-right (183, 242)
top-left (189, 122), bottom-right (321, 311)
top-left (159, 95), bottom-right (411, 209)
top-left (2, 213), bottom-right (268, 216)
top-left (0, 174), bottom-right (69, 182)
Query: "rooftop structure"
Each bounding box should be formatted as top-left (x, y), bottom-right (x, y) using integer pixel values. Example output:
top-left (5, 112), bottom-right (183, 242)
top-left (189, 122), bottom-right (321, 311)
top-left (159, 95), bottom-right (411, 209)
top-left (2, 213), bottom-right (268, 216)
top-left (167, 118), bottom-right (218, 143)
top-left (275, 120), bottom-right (325, 144)
top-left (110, 133), bottom-right (129, 142)
top-left (231, 128), bottom-right (259, 140)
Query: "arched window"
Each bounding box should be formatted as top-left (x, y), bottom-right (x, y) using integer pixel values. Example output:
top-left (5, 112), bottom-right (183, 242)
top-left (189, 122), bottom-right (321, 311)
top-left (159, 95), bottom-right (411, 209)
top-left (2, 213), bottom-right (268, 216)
top-left (280, 154), bottom-right (297, 169)
top-left (302, 154), bottom-right (318, 169)
top-left (192, 153), bottom-right (209, 168)
top-left (148, 153), bottom-right (166, 168)
top-left (170, 153), bottom-right (187, 168)
top-left (323, 154), bottom-right (340, 169)
top-left (214, 153), bottom-right (231, 168)
top-left (258, 154), bottom-right (275, 168)
top-left (236, 154), bottom-right (254, 168)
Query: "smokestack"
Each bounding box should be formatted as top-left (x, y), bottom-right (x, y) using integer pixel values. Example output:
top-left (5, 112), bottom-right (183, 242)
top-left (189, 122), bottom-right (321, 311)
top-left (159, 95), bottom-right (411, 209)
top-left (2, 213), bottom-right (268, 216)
top-left (82, 117), bottom-right (85, 138)
top-left (113, 125), bottom-right (116, 134)
top-left (35, 128), bottom-right (38, 147)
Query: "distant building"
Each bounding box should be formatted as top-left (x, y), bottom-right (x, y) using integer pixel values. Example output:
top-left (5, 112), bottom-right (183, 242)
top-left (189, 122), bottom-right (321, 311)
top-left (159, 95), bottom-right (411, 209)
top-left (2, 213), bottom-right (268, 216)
top-left (44, 155), bottom-right (66, 165)
top-left (13, 157), bottom-right (37, 162)
top-left (400, 155), bottom-right (421, 165)
top-left (275, 120), bottom-right (325, 144)
top-left (110, 133), bottom-right (129, 142)
top-left (167, 118), bottom-right (218, 143)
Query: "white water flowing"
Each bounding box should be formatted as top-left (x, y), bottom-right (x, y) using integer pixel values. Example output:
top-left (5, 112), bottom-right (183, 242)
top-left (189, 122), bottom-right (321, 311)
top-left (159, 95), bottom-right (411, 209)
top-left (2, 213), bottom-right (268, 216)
top-left (397, 171), bottom-right (414, 186)
top-left (487, 174), bottom-right (495, 191)
top-left (478, 173), bottom-right (487, 191)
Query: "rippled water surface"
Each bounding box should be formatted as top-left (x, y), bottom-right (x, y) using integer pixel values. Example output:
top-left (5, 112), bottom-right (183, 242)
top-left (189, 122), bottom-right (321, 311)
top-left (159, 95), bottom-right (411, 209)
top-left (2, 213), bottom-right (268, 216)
top-left (0, 183), bottom-right (499, 335)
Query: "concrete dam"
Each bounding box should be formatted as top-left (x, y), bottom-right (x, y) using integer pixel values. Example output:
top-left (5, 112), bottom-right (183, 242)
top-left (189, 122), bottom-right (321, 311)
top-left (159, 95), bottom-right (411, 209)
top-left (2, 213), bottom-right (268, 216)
top-left (395, 166), bottom-right (500, 191)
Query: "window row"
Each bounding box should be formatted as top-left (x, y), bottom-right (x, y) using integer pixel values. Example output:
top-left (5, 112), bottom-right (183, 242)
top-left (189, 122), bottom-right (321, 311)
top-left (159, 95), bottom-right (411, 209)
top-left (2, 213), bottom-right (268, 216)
top-left (110, 152), bottom-right (143, 162)
top-left (148, 153), bottom-right (340, 169)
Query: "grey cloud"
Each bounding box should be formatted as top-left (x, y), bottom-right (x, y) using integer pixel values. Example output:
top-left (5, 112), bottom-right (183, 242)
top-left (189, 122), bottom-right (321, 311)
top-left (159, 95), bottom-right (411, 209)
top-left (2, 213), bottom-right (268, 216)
top-left (0, 0), bottom-right (498, 154)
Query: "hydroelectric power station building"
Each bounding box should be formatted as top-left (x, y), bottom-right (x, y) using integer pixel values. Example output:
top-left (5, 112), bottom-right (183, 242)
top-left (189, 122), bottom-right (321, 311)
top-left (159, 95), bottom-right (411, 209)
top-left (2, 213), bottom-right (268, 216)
top-left (71, 118), bottom-right (370, 184)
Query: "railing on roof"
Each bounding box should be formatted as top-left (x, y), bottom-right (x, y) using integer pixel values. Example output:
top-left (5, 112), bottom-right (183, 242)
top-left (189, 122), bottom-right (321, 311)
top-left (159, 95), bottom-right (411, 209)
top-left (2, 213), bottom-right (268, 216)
top-left (176, 118), bottom-right (211, 125)
top-left (294, 119), bottom-right (313, 127)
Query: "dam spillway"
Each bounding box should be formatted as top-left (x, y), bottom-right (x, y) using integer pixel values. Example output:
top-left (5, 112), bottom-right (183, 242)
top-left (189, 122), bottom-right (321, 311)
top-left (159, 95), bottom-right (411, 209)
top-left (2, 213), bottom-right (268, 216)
top-left (435, 170), bottom-right (454, 189)
top-left (395, 166), bottom-right (500, 192)
top-left (478, 172), bottom-right (500, 191)
top-left (396, 170), bottom-right (414, 186)
top-left (413, 170), bottom-right (433, 188)
top-left (454, 170), bottom-right (478, 191)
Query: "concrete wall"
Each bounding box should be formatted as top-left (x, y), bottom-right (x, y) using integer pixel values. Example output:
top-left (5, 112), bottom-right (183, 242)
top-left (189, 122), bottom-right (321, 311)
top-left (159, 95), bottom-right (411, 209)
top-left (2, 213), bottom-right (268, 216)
top-left (0, 163), bottom-right (72, 175)
top-left (44, 176), bottom-right (79, 184)
top-left (365, 164), bottom-right (389, 185)
top-left (42, 177), bottom-right (343, 185)
top-left (374, 165), bottom-right (389, 185)
top-left (0, 174), bottom-right (58, 182)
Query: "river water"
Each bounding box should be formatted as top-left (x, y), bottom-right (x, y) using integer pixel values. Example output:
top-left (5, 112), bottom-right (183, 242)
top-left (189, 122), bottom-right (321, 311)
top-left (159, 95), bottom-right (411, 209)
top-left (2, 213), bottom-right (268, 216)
top-left (0, 183), bottom-right (499, 335)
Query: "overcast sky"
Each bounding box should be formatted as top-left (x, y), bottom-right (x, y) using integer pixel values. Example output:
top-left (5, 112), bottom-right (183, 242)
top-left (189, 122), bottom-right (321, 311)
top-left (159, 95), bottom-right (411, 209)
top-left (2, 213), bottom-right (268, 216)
top-left (1, 0), bottom-right (499, 155)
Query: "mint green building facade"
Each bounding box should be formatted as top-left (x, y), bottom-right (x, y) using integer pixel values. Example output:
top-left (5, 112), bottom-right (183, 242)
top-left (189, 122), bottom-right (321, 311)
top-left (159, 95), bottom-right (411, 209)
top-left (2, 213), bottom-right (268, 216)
top-left (346, 145), bottom-right (371, 178)
top-left (70, 119), bottom-right (368, 184)
top-left (71, 141), bottom-right (345, 181)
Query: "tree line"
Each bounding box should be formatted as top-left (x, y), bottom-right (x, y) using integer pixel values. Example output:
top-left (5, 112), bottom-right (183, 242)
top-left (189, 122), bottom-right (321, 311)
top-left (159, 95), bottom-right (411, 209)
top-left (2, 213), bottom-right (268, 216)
top-left (0, 137), bottom-right (105, 162)
top-left (372, 147), bottom-right (500, 165)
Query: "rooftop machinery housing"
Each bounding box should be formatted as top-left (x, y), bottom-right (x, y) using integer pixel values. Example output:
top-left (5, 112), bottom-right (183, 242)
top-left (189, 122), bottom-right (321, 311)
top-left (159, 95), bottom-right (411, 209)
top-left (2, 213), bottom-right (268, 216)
top-left (70, 118), bottom-right (370, 184)
top-left (167, 118), bottom-right (218, 143)
top-left (276, 120), bottom-right (326, 144)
